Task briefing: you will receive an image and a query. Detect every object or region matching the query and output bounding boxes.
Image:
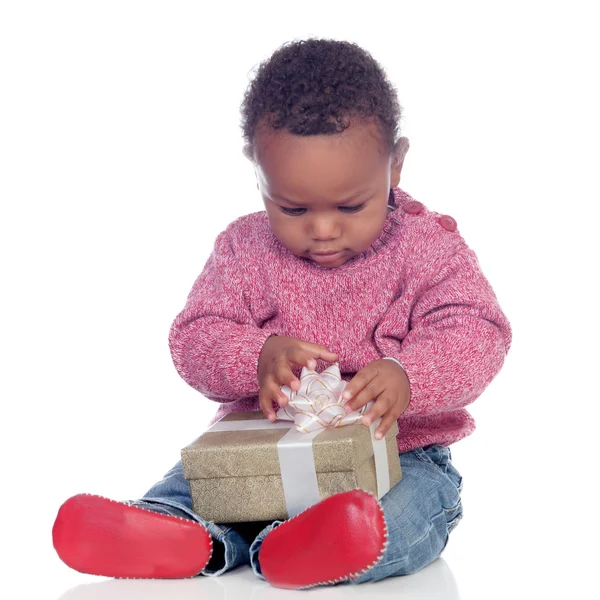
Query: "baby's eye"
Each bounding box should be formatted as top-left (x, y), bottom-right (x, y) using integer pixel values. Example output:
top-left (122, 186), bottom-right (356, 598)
top-left (280, 206), bottom-right (306, 216)
top-left (279, 203), bottom-right (366, 216)
top-left (339, 203), bottom-right (366, 213)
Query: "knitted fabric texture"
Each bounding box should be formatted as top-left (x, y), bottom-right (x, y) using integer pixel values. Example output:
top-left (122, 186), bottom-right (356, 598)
top-left (169, 188), bottom-right (512, 452)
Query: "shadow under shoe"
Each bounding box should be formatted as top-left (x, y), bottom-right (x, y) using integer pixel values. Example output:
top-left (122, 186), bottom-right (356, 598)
top-left (52, 494), bottom-right (213, 579)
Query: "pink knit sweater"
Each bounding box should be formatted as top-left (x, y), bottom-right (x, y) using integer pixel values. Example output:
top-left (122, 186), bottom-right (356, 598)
top-left (169, 188), bottom-right (512, 452)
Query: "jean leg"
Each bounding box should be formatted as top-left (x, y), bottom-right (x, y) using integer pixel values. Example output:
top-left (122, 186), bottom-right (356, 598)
top-left (249, 521), bottom-right (284, 579)
top-left (351, 445), bottom-right (463, 583)
top-left (136, 459), bottom-right (251, 576)
top-left (249, 445), bottom-right (462, 583)
top-left (248, 445), bottom-right (462, 585)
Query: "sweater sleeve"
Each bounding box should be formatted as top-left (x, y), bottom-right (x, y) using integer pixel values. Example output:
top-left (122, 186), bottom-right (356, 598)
top-left (168, 227), bottom-right (273, 401)
top-left (375, 245), bottom-right (512, 417)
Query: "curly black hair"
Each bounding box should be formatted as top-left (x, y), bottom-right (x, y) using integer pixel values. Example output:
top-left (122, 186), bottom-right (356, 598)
top-left (240, 38), bottom-right (402, 159)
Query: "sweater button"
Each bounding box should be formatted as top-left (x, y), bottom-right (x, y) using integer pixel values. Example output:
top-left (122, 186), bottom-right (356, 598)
top-left (438, 215), bottom-right (457, 232)
top-left (402, 201), bottom-right (424, 214)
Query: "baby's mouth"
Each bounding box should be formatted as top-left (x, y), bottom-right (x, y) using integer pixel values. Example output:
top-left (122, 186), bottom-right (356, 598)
top-left (310, 250), bottom-right (345, 264)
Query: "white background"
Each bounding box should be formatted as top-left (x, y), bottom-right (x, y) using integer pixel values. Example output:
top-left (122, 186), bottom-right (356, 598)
top-left (1, 1), bottom-right (598, 599)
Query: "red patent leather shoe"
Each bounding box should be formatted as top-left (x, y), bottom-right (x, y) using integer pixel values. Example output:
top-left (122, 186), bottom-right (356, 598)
top-left (259, 489), bottom-right (387, 589)
top-left (52, 494), bottom-right (213, 579)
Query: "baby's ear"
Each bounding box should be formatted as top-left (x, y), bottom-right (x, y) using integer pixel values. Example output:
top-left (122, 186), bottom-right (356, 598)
top-left (395, 137), bottom-right (410, 163)
top-left (390, 137), bottom-right (409, 187)
top-left (242, 144), bottom-right (255, 162)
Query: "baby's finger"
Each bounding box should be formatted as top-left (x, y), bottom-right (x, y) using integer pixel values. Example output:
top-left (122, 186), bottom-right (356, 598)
top-left (342, 367), bottom-right (374, 404)
top-left (259, 385), bottom-right (281, 422)
top-left (345, 381), bottom-right (385, 413)
top-left (274, 361), bottom-right (301, 392)
top-left (286, 348), bottom-right (320, 373)
top-left (362, 394), bottom-right (394, 426)
top-left (304, 343), bottom-right (339, 363)
top-left (268, 375), bottom-right (291, 407)
top-left (343, 371), bottom-right (381, 412)
top-left (259, 397), bottom-right (275, 422)
top-left (372, 410), bottom-right (400, 440)
top-left (275, 386), bottom-right (289, 407)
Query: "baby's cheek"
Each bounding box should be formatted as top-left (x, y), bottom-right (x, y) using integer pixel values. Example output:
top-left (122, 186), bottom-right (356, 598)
top-left (278, 230), bottom-right (305, 256)
top-left (352, 230), bottom-right (376, 253)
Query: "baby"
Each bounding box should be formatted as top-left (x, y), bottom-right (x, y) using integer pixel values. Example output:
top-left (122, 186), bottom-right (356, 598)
top-left (53, 38), bottom-right (512, 589)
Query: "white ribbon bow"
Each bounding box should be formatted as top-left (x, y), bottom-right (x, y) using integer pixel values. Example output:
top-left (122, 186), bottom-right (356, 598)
top-left (276, 363), bottom-right (371, 432)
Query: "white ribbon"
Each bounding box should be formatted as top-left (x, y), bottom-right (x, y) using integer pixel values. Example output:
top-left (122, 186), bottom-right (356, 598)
top-left (277, 363), bottom-right (390, 503)
top-left (206, 364), bottom-right (391, 517)
top-left (369, 420), bottom-right (390, 501)
top-left (206, 418), bottom-right (321, 516)
top-left (207, 416), bottom-right (389, 517)
top-left (277, 427), bottom-right (322, 517)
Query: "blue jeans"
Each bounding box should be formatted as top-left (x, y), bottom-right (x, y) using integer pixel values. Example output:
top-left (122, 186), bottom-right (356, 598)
top-left (137, 444), bottom-right (463, 583)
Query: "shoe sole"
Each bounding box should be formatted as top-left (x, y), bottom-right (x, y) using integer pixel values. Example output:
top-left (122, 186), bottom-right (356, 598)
top-left (52, 494), bottom-right (213, 579)
top-left (259, 489), bottom-right (387, 589)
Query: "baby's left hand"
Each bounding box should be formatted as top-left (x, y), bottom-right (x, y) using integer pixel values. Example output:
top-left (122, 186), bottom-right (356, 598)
top-left (342, 359), bottom-right (411, 440)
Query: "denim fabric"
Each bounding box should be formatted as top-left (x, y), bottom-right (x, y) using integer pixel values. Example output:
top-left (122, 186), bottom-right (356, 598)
top-left (137, 444), bottom-right (463, 583)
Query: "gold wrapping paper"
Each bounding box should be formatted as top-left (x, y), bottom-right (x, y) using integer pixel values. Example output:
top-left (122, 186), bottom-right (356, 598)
top-left (181, 411), bottom-right (402, 522)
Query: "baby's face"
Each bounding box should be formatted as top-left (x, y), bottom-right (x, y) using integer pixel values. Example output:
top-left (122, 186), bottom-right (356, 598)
top-left (254, 120), bottom-right (401, 269)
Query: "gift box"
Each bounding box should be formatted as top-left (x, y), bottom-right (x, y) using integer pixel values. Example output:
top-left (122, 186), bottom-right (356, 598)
top-left (181, 365), bottom-right (402, 523)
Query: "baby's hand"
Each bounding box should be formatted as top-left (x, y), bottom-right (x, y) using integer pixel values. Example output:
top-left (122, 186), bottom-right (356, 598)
top-left (342, 359), bottom-right (411, 439)
top-left (257, 335), bottom-right (338, 421)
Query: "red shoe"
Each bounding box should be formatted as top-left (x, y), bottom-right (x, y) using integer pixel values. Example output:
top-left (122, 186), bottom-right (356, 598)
top-left (52, 494), bottom-right (213, 579)
top-left (259, 489), bottom-right (387, 589)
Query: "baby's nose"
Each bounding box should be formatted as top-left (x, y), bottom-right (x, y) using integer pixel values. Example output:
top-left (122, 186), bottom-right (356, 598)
top-left (309, 216), bottom-right (341, 240)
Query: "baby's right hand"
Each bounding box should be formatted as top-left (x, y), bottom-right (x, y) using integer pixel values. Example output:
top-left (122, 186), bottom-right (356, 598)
top-left (257, 335), bottom-right (339, 421)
